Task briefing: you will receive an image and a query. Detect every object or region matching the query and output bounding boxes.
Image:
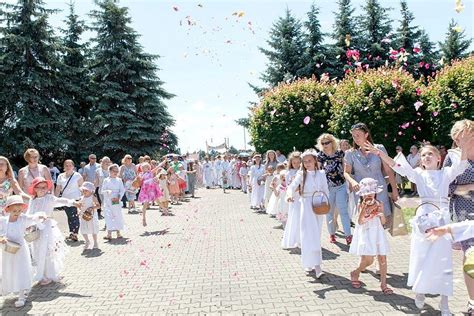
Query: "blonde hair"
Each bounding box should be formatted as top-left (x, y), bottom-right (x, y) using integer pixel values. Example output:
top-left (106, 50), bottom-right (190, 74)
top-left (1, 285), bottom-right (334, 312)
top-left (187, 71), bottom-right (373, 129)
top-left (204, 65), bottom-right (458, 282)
top-left (300, 150), bottom-right (319, 193)
top-left (316, 133), bottom-right (339, 152)
top-left (24, 148), bottom-right (40, 163)
top-left (63, 159), bottom-right (75, 167)
top-left (450, 119), bottom-right (474, 142)
top-left (287, 151), bottom-right (302, 170)
top-left (419, 145), bottom-right (441, 169)
top-left (121, 154), bottom-right (132, 164)
top-left (0, 156), bottom-right (15, 179)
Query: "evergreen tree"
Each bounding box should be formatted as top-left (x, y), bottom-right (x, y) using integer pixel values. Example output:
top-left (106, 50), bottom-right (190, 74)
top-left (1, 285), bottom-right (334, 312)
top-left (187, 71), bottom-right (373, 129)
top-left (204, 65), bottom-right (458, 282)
top-left (0, 0), bottom-right (68, 160)
top-left (418, 29), bottom-right (438, 64)
top-left (259, 8), bottom-right (307, 87)
top-left (395, 0), bottom-right (421, 51)
top-left (60, 1), bottom-right (92, 161)
top-left (328, 0), bottom-right (357, 79)
top-left (358, 0), bottom-right (392, 68)
top-left (301, 3), bottom-right (326, 79)
top-left (439, 19), bottom-right (472, 63)
top-left (89, 0), bottom-right (176, 160)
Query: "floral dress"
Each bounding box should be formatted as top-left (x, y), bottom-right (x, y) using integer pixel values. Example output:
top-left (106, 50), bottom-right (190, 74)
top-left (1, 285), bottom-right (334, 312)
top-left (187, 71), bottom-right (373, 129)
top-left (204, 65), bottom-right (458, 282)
top-left (138, 172), bottom-right (163, 203)
top-left (121, 165), bottom-right (136, 201)
top-left (0, 180), bottom-right (13, 215)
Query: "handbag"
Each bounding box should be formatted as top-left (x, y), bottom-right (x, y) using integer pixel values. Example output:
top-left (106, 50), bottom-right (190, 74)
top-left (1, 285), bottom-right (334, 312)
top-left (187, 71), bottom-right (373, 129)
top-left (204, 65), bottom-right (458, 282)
top-left (311, 191), bottom-right (330, 215)
top-left (388, 199), bottom-right (408, 236)
top-left (56, 173), bottom-right (74, 211)
top-left (81, 207), bottom-right (94, 221)
top-left (413, 202), bottom-right (446, 234)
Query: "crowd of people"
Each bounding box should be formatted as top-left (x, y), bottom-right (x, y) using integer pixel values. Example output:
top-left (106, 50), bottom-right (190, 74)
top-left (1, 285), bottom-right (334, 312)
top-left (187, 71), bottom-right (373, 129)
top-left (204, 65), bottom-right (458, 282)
top-left (0, 119), bottom-right (472, 315)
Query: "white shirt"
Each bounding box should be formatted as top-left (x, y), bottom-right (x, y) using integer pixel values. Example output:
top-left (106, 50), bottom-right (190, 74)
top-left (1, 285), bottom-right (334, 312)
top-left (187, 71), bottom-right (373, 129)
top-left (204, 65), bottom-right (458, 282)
top-left (57, 172), bottom-right (82, 200)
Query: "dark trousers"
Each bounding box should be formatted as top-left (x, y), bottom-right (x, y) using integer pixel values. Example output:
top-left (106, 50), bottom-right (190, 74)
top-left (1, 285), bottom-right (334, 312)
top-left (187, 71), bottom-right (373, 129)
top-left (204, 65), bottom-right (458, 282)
top-left (64, 206), bottom-right (79, 234)
top-left (95, 187), bottom-right (102, 216)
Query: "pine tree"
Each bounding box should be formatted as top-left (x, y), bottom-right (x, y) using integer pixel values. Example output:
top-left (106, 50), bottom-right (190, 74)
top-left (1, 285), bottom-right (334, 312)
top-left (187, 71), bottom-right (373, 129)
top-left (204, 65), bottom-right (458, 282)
top-left (418, 29), bottom-right (438, 64)
top-left (0, 0), bottom-right (68, 160)
top-left (301, 3), bottom-right (326, 79)
top-left (89, 0), bottom-right (176, 160)
top-left (259, 8), bottom-right (307, 87)
top-left (328, 0), bottom-right (357, 79)
top-left (358, 0), bottom-right (392, 68)
top-left (439, 19), bottom-right (472, 63)
top-left (60, 1), bottom-right (92, 161)
top-left (395, 0), bottom-right (421, 52)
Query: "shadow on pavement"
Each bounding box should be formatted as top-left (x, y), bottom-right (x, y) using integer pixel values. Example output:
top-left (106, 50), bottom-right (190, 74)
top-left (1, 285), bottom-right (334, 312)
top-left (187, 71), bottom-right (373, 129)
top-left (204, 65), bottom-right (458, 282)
top-left (81, 248), bottom-right (104, 258)
top-left (140, 228), bottom-right (170, 237)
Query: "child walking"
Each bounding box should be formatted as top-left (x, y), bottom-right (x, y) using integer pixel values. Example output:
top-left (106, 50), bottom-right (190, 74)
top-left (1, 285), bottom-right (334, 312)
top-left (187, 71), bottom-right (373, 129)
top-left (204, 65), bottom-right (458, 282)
top-left (78, 182), bottom-right (100, 250)
top-left (276, 170), bottom-right (289, 227)
top-left (366, 131), bottom-right (473, 315)
top-left (286, 149), bottom-right (329, 277)
top-left (101, 164), bottom-right (126, 240)
top-left (0, 196), bottom-right (45, 307)
top-left (349, 178), bottom-right (392, 294)
top-left (27, 177), bottom-right (78, 285)
top-left (239, 162), bottom-right (248, 193)
top-left (263, 165), bottom-right (275, 208)
top-left (282, 151), bottom-right (302, 249)
top-left (138, 163), bottom-right (163, 227)
top-left (167, 167), bottom-right (180, 205)
top-left (157, 170), bottom-right (170, 215)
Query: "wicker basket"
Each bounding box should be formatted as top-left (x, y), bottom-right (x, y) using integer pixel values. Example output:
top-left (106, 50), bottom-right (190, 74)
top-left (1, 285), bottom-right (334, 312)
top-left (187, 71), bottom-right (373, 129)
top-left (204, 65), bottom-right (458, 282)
top-left (82, 208), bottom-right (94, 221)
top-left (311, 191), bottom-right (330, 215)
top-left (4, 240), bottom-right (21, 254)
top-left (24, 226), bottom-right (40, 243)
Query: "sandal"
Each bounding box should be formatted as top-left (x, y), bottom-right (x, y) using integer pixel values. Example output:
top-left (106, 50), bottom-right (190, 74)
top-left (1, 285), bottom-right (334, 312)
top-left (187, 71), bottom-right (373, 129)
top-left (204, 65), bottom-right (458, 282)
top-left (350, 271), bottom-right (362, 289)
top-left (381, 286), bottom-right (393, 295)
top-left (103, 236), bottom-right (112, 240)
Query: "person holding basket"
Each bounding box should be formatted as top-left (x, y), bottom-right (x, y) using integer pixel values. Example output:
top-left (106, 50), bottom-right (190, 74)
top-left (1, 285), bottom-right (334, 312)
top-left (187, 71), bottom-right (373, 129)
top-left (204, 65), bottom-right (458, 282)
top-left (286, 149), bottom-right (329, 278)
top-left (365, 130), bottom-right (474, 316)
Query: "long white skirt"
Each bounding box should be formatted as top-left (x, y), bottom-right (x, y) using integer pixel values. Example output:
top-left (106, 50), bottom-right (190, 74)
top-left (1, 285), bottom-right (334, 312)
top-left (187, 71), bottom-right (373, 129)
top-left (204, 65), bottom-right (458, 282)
top-left (250, 183), bottom-right (264, 207)
top-left (104, 203), bottom-right (125, 231)
top-left (282, 197), bottom-right (301, 248)
top-left (2, 241), bottom-right (33, 295)
top-left (300, 197), bottom-right (324, 269)
top-left (31, 219), bottom-right (68, 282)
top-left (267, 192), bottom-right (279, 215)
top-left (79, 211), bottom-right (100, 235)
top-left (408, 219), bottom-right (453, 296)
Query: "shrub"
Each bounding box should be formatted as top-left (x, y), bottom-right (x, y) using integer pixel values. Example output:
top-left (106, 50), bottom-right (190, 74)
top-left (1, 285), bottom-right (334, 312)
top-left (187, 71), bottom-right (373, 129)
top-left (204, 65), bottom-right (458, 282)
top-left (249, 78), bottom-right (335, 155)
top-left (329, 67), bottom-right (430, 155)
top-left (423, 56), bottom-right (474, 146)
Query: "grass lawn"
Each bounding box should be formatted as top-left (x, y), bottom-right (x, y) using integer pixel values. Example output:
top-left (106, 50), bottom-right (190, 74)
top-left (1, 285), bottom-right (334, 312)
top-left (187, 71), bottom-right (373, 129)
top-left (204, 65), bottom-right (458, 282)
top-left (402, 207), bottom-right (416, 232)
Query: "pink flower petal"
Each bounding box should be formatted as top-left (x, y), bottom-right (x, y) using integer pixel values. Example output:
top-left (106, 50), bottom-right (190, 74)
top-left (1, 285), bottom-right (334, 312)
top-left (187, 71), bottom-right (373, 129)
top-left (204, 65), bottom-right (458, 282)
top-left (414, 101), bottom-right (423, 111)
top-left (433, 111), bottom-right (439, 117)
top-left (303, 116), bottom-right (310, 125)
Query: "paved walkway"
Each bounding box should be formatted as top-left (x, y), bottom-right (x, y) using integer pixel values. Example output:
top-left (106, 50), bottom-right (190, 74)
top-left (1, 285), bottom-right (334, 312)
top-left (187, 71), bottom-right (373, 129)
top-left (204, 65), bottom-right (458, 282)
top-left (0, 188), bottom-right (468, 315)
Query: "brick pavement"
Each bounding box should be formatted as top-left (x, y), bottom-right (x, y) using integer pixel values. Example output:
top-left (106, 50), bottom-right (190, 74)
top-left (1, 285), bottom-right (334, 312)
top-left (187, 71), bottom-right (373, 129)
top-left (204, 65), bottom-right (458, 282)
top-left (0, 188), bottom-right (469, 315)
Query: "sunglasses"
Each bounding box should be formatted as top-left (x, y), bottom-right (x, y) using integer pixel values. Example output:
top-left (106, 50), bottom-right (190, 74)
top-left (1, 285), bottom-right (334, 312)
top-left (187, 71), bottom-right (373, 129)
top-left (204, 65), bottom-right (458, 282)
top-left (321, 141), bottom-right (332, 146)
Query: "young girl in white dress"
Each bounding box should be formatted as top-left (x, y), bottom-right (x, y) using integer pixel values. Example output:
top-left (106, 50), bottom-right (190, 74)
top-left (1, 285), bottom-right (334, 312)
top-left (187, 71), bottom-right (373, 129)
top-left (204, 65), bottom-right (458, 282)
top-left (276, 170), bottom-right (289, 226)
top-left (101, 164), bottom-right (126, 240)
top-left (282, 151), bottom-right (302, 249)
top-left (286, 149), bottom-right (329, 277)
top-left (267, 164), bottom-right (286, 217)
top-left (78, 182), bottom-right (100, 250)
top-left (248, 154), bottom-right (265, 210)
top-left (27, 177), bottom-right (79, 285)
top-left (349, 178), bottom-right (391, 294)
top-left (0, 196), bottom-right (45, 307)
top-left (366, 131), bottom-right (473, 316)
top-left (263, 165), bottom-right (275, 209)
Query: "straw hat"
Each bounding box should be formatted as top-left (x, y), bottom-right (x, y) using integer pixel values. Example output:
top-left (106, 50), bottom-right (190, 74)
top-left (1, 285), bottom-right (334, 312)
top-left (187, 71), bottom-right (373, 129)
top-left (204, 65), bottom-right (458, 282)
top-left (356, 178), bottom-right (383, 196)
top-left (28, 177), bottom-right (53, 196)
top-left (80, 181), bottom-right (95, 193)
top-left (4, 195), bottom-right (28, 211)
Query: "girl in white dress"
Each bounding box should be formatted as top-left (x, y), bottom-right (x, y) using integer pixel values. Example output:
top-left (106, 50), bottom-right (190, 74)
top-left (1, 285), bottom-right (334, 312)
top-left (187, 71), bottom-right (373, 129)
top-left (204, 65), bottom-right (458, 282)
top-left (101, 164), bottom-right (126, 240)
top-left (267, 164), bottom-right (286, 217)
top-left (263, 165), bottom-right (275, 209)
top-left (78, 182), bottom-right (100, 250)
top-left (0, 196), bottom-right (45, 307)
top-left (282, 151), bottom-right (302, 249)
top-left (286, 149), bottom-right (329, 277)
top-left (366, 131), bottom-right (473, 316)
top-left (27, 177), bottom-right (79, 285)
top-left (276, 171), bottom-right (289, 226)
top-left (248, 154), bottom-right (265, 210)
top-left (157, 171), bottom-right (170, 216)
top-left (349, 178), bottom-right (391, 294)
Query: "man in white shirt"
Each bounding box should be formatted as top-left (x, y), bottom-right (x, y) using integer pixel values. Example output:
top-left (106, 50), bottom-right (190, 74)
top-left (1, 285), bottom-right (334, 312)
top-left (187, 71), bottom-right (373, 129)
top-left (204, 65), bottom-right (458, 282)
top-left (276, 150), bottom-right (287, 163)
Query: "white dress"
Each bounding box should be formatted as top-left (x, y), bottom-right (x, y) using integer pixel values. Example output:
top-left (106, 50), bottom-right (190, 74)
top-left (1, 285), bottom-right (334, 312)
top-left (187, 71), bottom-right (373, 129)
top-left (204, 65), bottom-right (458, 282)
top-left (101, 177), bottom-right (126, 231)
top-left (392, 153), bottom-right (469, 296)
top-left (267, 177), bottom-right (280, 215)
top-left (282, 169), bottom-right (301, 249)
top-left (349, 212), bottom-right (390, 255)
top-left (249, 165), bottom-right (265, 207)
top-left (202, 162), bottom-right (213, 187)
top-left (27, 194), bottom-right (73, 282)
top-left (277, 184), bottom-right (289, 220)
top-left (264, 174), bottom-right (275, 207)
top-left (0, 215), bottom-right (39, 295)
top-left (78, 196), bottom-right (99, 235)
top-left (287, 170), bottom-right (329, 269)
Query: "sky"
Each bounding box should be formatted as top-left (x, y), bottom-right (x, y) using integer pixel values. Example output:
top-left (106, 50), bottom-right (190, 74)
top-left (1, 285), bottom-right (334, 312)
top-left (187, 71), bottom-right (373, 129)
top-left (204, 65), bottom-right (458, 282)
top-left (36, 0), bottom-right (474, 153)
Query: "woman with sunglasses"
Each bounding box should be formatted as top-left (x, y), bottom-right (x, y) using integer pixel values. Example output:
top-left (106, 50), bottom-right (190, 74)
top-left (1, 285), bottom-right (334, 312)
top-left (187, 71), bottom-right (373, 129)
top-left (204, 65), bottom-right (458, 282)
top-left (344, 123), bottom-right (399, 221)
top-left (316, 134), bottom-right (353, 245)
top-left (17, 148), bottom-right (52, 193)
